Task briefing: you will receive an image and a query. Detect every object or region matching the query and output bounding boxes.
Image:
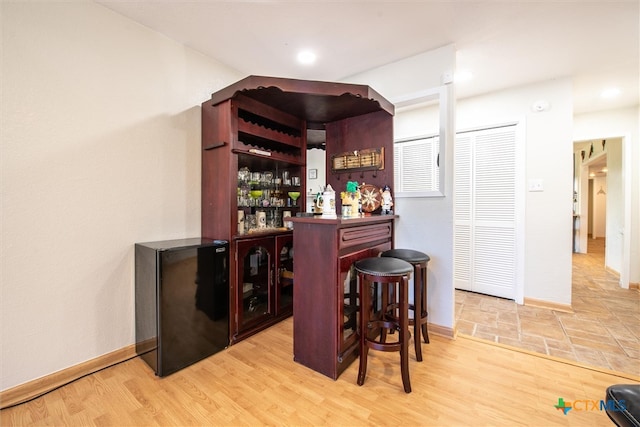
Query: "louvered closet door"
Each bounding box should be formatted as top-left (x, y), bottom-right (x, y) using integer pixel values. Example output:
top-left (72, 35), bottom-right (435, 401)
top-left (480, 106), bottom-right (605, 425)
top-left (454, 125), bottom-right (517, 299)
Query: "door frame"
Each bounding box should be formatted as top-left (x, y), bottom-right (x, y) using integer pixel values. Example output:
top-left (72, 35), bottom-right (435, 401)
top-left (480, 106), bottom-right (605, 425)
top-left (575, 134), bottom-right (631, 288)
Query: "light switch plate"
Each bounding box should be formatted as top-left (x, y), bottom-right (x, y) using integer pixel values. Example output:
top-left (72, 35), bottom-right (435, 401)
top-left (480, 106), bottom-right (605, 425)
top-left (529, 179), bottom-right (544, 192)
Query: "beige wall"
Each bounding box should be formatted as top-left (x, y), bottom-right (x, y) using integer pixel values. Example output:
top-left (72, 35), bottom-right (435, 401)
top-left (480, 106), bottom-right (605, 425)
top-left (396, 79), bottom-right (575, 307)
top-left (591, 176), bottom-right (607, 239)
top-left (1, 1), bottom-right (242, 390)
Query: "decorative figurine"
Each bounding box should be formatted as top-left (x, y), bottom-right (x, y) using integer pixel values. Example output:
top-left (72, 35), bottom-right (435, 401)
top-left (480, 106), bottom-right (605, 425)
top-left (340, 181), bottom-right (361, 218)
top-left (321, 184), bottom-right (337, 218)
top-left (313, 192), bottom-right (323, 214)
top-left (381, 185), bottom-right (393, 215)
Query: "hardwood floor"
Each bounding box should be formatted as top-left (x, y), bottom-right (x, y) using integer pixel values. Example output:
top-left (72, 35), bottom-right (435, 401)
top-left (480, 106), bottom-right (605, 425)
top-left (3, 238), bottom-right (638, 425)
top-left (1, 316), bottom-right (638, 426)
top-left (456, 237), bottom-right (640, 375)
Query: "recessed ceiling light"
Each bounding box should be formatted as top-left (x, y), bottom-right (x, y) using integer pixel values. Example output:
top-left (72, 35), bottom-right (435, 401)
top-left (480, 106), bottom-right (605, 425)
top-left (454, 70), bottom-right (473, 83)
top-left (601, 87), bottom-right (621, 98)
top-left (297, 50), bottom-right (316, 65)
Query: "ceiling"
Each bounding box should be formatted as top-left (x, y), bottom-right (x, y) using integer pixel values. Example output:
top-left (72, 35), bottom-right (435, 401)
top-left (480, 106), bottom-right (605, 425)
top-left (588, 155), bottom-right (608, 178)
top-left (96, 1), bottom-right (638, 115)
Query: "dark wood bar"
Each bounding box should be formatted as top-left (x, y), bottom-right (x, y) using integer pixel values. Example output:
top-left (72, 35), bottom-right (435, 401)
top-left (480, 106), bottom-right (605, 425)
top-left (290, 214), bottom-right (397, 379)
top-left (200, 75), bottom-right (398, 383)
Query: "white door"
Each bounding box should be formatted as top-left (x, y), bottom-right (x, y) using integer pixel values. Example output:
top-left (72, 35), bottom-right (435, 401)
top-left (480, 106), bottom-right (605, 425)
top-left (454, 124), bottom-right (520, 300)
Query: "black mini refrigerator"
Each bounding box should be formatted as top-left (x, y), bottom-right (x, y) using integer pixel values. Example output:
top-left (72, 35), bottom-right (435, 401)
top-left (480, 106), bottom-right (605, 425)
top-left (135, 238), bottom-right (229, 376)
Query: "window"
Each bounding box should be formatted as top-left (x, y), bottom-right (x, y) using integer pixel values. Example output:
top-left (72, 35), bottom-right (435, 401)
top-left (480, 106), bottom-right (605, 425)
top-left (392, 85), bottom-right (448, 198)
top-left (394, 135), bottom-right (440, 195)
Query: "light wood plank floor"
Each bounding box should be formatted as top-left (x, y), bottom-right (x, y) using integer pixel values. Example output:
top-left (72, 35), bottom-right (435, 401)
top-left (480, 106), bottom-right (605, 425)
top-left (456, 237), bottom-right (640, 375)
top-left (1, 316), bottom-right (638, 426)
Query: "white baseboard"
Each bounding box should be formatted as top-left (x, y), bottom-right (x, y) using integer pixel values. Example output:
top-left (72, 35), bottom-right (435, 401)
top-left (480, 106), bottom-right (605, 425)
top-left (428, 322), bottom-right (455, 339)
top-left (0, 344), bottom-right (136, 409)
top-left (524, 297), bottom-right (573, 313)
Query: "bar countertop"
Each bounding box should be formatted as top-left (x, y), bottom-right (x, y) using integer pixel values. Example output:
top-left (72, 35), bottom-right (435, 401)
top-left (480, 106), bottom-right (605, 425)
top-left (289, 214), bottom-right (398, 227)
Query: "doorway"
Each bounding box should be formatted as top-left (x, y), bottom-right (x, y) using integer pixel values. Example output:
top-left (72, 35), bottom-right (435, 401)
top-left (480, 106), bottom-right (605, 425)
top-left (573, 136), bottom-right (628, 287)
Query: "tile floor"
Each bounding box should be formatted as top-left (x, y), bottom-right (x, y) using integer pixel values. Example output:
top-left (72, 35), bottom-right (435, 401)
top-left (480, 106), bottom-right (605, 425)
top-left (455, 237), bottom-right (640, 375)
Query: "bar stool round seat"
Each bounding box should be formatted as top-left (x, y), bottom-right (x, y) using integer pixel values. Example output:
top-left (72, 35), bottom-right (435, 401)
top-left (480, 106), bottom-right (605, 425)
top-left (355, 256), bottom-right (413, 393)
top-left (381, 249), bottom-right (431, 362)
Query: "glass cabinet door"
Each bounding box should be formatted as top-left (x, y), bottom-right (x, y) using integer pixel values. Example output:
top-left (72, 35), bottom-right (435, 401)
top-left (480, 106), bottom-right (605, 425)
top-left (275, 234), bottom-right (294, 315)
top-left (236, 238), bottom-right (275, 330)
top-left (338, 248), bottom-right (369, 358)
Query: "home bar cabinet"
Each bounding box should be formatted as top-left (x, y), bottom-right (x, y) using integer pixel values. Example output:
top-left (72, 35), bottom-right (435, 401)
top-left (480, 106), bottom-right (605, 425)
top-left (201, 75), bottom-right (395, 353)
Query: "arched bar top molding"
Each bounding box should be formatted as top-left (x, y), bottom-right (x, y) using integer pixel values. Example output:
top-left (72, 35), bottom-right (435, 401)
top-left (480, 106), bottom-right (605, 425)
top-left (208, 75), bottom-right (394, 126)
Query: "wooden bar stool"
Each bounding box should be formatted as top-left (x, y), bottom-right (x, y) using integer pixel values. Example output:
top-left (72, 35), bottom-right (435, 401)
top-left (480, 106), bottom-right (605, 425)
top-left (381, 249), bottom-right (430, 362)
top-left (355, 257), bottom-right (413, 393)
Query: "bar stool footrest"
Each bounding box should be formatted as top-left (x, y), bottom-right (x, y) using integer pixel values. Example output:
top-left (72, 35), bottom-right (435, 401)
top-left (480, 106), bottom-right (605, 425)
top-left (369, 319), bottom-right (399, 331)
top-left (367, 341), bottom-right (402, 352)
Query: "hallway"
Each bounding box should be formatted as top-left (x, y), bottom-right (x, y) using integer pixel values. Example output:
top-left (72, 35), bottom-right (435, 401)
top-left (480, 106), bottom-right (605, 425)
top-left (455, 237), bottom-right (639, 375)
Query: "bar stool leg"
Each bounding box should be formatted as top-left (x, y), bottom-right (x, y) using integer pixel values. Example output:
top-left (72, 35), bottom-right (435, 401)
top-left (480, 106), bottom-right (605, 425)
top-left (412, 266), bottom-right (423, 362)
top-left (399, 275), bottom-right (411, 393)
top-left (379, 282), bottom-right (389, 343)
top-left (419, 263), bottom-right (429, 344)
top-left (357, 276), bottom-right (369, 386)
